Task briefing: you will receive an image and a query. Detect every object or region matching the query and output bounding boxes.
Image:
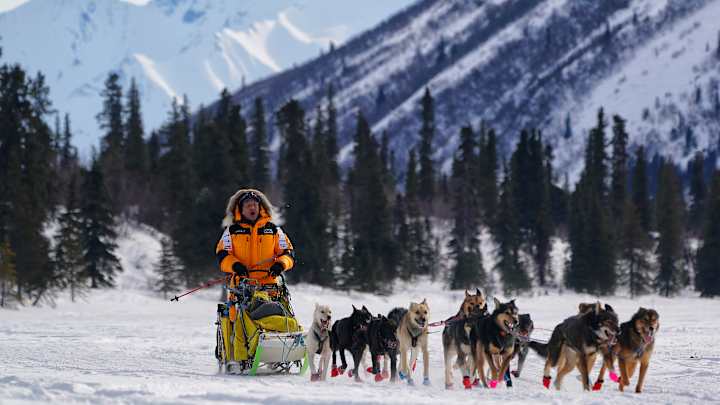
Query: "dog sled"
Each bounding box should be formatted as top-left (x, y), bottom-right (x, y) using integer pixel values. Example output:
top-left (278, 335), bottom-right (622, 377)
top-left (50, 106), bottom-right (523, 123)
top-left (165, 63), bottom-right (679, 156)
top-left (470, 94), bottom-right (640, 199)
top-left (214, 276), bottom-right (308, 376)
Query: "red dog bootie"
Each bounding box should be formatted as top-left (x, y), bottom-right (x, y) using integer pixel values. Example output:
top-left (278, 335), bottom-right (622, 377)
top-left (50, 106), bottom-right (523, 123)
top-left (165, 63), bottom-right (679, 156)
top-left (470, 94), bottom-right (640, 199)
top-left (331, 366), bottom-right (345, 378)
top-left (375, 373), bottom-right (384, 382)
top-left (463, 376), bottom-right (472, 389)
top-left (592, 379), bottom-right (604, 391)
top-left (543, 376), bottom-right (552, 389)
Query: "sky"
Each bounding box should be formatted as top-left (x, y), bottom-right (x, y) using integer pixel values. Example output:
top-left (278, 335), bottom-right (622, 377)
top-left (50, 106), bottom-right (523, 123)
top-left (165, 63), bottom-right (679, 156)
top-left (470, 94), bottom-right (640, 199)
top-left (0, 0), bottom-right (151, 13)
top-left (0, 0), bottom-right (28, 13)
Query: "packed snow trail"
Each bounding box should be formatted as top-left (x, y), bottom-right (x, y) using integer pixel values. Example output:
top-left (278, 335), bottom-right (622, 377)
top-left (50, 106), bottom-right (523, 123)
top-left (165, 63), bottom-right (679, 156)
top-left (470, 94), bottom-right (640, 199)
top-left (2, 280), bottom-right (720, 404)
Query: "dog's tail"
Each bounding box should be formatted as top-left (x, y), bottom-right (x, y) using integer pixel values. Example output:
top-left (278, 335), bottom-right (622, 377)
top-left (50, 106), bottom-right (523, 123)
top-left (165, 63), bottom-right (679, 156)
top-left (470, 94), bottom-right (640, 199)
top-left (528, 341), bottom-right (548, 358)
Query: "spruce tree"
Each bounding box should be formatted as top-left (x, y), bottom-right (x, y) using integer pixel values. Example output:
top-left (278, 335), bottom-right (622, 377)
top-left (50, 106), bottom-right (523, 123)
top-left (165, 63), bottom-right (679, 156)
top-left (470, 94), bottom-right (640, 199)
top-left (346, 112), bottom-right (396, 291)
top-left (154, 236), bottom-right (183, 299)
top-left (54, 174), bottom-right (87, 301)
top-left (618, 199), bottom-right (653, 297)
top-left (124, 78), bottom-right (147, 175)
top-left (97, 72), bottom-right (126, 213)
top-left (250, 97), bottom-right (270, 191)
top-left (418, 87), bottom-right (436, 205)
top-left (566, 111), bottom-right (615, 294)
top-left (277, 100), bottom-right (332, 286)
top-left (688, 151), bottom-right (707, 235)
top-left (655, 160), bottom-right (685, 297)
top-left (696, 172), bottom-right (720, 297)
top-left (610, 115), bottom-right (629, 229)
top-left (449, 126), bottom-right (485, 290)
top-left (0, 63), bottom-right (55, 303)
top-left (216, 89), bottom-right (249, 189)
top-left (495, 164), bottom-right (529, 295)
top-left (478, 128), bottom-right (498, 223)
top-left (0, 239), bottom-right (17, 307)
top-left (632, 146), bottom-right (651, 233)
top-left (406, 149), bottom-right (419, 203)
top-left (81, 156), bottom-right (122, 288)
top-left (123, 78), bottom-right (148, 217)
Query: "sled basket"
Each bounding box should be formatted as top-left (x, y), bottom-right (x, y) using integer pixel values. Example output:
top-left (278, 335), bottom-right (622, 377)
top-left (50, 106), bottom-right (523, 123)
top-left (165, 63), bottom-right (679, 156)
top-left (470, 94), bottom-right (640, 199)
top-left (215, 279), bottom-right (308, 376)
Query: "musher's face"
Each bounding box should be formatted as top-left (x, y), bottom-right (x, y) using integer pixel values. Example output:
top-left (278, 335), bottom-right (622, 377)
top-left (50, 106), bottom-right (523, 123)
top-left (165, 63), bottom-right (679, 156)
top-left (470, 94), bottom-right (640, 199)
top-left (241, 199), bottom-right (260, 221)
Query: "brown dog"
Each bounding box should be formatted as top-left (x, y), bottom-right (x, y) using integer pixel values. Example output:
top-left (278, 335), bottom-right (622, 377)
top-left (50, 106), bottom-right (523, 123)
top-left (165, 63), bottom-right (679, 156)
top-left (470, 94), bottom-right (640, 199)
top-left (595, 307), bottom-right (659, 393)
top-left (442, 289), bottom-right (488, 389)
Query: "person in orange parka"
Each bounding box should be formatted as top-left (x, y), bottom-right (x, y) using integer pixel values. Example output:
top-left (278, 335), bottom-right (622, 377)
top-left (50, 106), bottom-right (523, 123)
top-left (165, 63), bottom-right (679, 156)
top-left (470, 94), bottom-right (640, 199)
top-left (216, 188), bottom-right (295, 321)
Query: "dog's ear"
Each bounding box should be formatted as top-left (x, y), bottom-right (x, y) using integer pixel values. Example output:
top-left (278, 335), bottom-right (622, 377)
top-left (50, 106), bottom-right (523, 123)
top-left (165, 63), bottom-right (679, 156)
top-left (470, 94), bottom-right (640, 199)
top-left (465, 289), bottom-right (470, 297)
top-left (315, 303), bottom-right (319, 309)
top-left (362, 305), bottom-right (369, 313)
top-left (493, 297), bottom-right (501, 309)
top-left (476, 288), bottom-right (483, 297)
top-left (421, 298), bottom-right (427, 305)
top-left (352, 304), bottom-right (357, 311)
top-left (604, 303), bottom-right (615, 313)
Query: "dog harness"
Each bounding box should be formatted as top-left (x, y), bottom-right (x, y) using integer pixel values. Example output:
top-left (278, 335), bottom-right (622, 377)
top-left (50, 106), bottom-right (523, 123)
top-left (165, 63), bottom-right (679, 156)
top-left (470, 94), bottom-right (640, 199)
top-left (313, 329), bottom-right (328, 355)
top-left (407, 327), bottom-right (423, 348)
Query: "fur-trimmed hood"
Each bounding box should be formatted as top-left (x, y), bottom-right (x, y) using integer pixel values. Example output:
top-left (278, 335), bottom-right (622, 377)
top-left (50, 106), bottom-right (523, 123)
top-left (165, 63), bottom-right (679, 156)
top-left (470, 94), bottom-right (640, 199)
top-left (221, 188), bottom-right (274, 227)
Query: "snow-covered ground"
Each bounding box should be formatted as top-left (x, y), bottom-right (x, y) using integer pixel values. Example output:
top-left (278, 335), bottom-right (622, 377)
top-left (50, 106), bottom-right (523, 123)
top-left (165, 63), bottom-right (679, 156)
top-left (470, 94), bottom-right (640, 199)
top-left (2, 222), bottom-right (719, 404)
top-left (2, 277), bottom-right (719, 404)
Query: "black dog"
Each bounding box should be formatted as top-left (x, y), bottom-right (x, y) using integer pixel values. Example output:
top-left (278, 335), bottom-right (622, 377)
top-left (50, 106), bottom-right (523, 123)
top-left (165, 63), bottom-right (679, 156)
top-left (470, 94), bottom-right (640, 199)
top-left (330, 305), bottom-right (372, 379)
top-left (365, 314), bottom-right (399, 382)
top-left (502, 313), bottom-right (534, 387)
top-left (470, 298), bottom-right (519, 388)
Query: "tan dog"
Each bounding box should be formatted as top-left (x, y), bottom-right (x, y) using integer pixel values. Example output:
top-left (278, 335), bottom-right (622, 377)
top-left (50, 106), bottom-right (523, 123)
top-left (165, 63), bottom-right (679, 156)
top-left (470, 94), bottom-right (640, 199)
top-left (388, 299), bottom-right (431, 386)
top-left (595, 307), bottom-right (659, 393)
top-left (442, 289), bottom-right (488, 389)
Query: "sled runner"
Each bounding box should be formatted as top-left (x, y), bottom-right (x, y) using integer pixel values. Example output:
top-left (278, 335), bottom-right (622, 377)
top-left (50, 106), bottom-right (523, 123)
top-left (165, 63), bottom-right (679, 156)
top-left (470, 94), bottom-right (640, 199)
top-left (215, 277), bottom-right (308, 375)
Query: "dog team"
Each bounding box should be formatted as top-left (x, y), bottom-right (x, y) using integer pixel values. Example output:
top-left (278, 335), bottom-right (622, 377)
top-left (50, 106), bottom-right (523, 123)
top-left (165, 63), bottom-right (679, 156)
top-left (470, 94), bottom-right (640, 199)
top-left (305, 290), bottom-right (659, 393)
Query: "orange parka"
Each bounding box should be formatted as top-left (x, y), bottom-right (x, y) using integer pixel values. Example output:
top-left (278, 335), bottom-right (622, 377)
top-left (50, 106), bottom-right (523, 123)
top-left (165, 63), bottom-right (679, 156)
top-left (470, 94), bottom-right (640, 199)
top-left (215, 189), bottom-right (294, 285)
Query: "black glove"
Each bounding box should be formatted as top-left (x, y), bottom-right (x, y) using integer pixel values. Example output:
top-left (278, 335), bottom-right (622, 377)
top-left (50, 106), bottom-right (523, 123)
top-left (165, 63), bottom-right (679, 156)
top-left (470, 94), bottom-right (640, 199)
top-left (269, 262), bottom-right (284, 277)
top-left (232, 262), bottom-right (248, 277)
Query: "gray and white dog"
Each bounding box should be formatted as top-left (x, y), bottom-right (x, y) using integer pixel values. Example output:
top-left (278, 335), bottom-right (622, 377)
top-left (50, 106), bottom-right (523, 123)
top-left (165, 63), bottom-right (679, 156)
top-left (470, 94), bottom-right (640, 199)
top-left (306, 303), bottom-right (332, 381)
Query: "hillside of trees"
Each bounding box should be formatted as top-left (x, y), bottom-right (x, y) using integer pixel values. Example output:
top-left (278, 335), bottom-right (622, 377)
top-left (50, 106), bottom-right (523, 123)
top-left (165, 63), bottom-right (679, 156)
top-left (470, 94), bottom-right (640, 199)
top-left (2, 50), bottom-right (720, 307)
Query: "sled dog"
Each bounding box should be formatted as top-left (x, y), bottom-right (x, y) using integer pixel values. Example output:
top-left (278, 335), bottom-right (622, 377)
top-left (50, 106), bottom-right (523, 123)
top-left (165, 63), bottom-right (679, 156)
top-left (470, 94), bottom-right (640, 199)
top-left (306, 303), bottom-right (332, 381)
top-left (470, 298), bottom-right (519, 388)
top-left (388, 299), bottom-right (431, 385)
top-left (365, 314), bottom-right (399, 382)
top-left (330, 305), bottom-right (372, 380)
top-left (594, 307), bottom-right (659, 393)
top-left (529, 302), bottom-right (619, 391)
top-left (442, 289), bottom-right (488, 389)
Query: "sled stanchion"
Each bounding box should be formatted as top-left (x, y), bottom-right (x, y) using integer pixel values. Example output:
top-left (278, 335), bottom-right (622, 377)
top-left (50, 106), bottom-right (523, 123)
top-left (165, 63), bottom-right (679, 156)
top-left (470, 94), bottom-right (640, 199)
top-left (250, 343), bottom-right (264, 376)
top-left (299, 350), bottom-right (310, 376)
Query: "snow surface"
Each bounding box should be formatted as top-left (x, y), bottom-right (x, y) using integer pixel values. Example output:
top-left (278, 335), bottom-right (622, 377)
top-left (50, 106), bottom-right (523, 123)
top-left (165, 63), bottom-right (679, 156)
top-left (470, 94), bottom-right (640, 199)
top-left (2, 224), bottom-right (720, 404)
top-left (554, 0), bottom-right (720, 179)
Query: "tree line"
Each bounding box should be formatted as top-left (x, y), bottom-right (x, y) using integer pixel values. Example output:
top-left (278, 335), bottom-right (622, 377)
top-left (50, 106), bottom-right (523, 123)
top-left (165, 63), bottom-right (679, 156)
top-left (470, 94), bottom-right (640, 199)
top-left (2, 51), bottom-right (720, 306)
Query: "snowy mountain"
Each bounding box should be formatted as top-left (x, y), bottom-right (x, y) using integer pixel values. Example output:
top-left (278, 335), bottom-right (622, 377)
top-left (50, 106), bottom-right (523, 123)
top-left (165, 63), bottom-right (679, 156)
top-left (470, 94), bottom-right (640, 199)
top-left (0, 0), bottom-right (415, 155)
top-left (223, 0), bottom-right (720, 178)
